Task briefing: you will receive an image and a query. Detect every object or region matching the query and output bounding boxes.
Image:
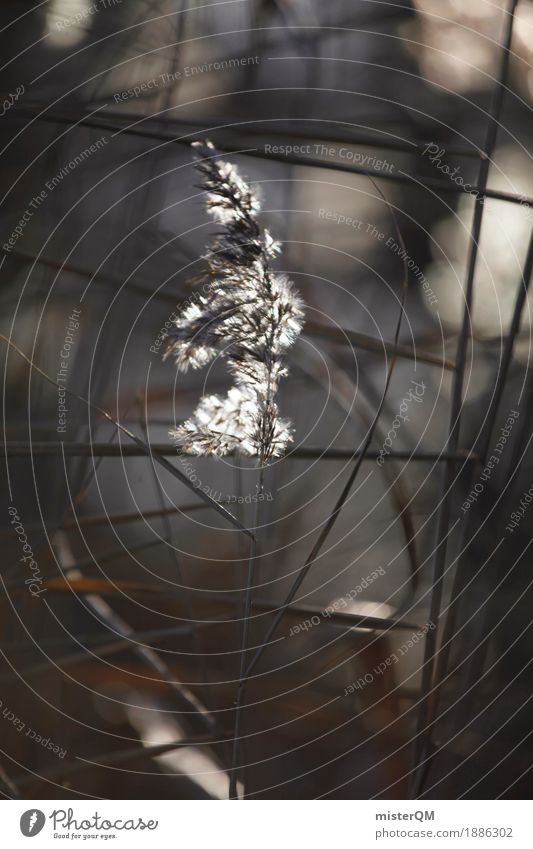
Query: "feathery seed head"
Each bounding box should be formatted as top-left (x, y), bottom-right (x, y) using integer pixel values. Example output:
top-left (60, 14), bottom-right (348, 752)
top-left (165, 140), bottom-right (305, 460)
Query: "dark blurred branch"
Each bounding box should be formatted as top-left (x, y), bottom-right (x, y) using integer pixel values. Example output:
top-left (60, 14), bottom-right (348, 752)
top-left (0, 442), bottom-right (477, 461)
top-left (0, 505), bottom-right (206, 546)
top-left (8, 106), bottom-right (532, 207)
top-left (9, 249), bottom-right (184, 305)
top-left (12, 735), bottom-right (227, 790)
top-left (0, 334), bottom-right (253, 538)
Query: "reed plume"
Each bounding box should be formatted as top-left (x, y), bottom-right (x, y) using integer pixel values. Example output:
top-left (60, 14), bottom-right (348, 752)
top-left (164, 140), bottom-right (304, 462)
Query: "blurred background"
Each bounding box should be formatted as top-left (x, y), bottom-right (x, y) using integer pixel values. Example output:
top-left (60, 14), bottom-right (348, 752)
top-left (0, 0), bottom-right (532, 799)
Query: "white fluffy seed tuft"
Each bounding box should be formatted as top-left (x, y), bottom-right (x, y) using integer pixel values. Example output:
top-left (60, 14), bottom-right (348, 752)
top-left (165, 140), bottom-right (305, 460)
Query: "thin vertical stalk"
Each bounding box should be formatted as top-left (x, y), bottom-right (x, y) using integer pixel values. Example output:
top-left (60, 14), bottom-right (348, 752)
top-left (228, 465), bottom-right (264, 799)
top-left (410, 0), bottom-right (520, 796)
top-left (229, 263), bottom-right (277, 798)
top-left (428, 230), bottom-right (533, 725)
top-left (140, 384), bottom-right (214, 708)
top-left (415, 232), bottom-right (533, 796)
top-left (240, 178), bottom-right (409, 682)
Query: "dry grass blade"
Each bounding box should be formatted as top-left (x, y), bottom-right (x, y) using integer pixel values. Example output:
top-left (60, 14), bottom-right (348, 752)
top-left (410, 0), bottom-right (520, 796)
top-left (226, 178), bottom-right (410, 797)
top-left (421, 228), bottom-right (533, 786)
top-left (295, 350), bottom-right (420, 604)
top-left (242, 182), bottom-right (409, 682)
